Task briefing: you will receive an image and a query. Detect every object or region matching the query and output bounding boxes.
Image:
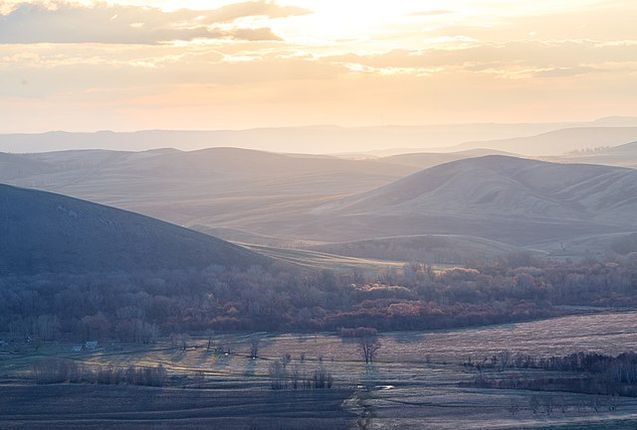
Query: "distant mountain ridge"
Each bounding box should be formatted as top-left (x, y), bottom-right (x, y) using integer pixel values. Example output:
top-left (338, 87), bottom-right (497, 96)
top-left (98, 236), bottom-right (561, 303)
top-left (3, 118), bottom-right (637, 155)
top-left (456, 127), bottom-right (637, 155)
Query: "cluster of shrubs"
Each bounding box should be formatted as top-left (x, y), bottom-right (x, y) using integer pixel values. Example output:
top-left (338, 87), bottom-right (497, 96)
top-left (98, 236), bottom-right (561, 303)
top-left (268, 356), bottom-right (334, 391)
top-left (31, 358), bottom-right (167, 387)
top-left (506, 394), bottom-right (618, 417)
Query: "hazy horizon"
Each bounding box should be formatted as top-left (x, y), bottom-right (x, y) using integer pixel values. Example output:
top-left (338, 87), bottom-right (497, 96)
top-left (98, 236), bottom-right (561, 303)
top-left (4, 115), bottom-right (637, 133)
top-left (2, 116), bottom-right (637, 154)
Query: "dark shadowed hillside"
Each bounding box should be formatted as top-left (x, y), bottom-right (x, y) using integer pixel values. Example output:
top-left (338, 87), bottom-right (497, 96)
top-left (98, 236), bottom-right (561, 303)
top-left (0, 184), bottom-right (268, 275)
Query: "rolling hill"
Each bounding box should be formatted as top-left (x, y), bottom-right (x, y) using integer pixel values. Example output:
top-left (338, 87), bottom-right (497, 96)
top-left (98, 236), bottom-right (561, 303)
top-left (0, 147), bottom-right (420, 232)
top-left (455, 127), bottom-right (637, 156)
top-left (0, 183), bottom-right (268, 275)
top-left (286, 156), bottom-right (637, 246)
top-left (2, 149), bottom-right (636, 262)
top-left (550, 140), bottom-right (637, 169)
top-left (309, 234), bottom-right (530, 265)
top-left (379, 149), bottom-right (518, 170)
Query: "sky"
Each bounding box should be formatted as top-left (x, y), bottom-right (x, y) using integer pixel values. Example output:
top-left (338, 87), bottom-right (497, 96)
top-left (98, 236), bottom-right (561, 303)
top-left (1, 0), bottom-right (636, 132)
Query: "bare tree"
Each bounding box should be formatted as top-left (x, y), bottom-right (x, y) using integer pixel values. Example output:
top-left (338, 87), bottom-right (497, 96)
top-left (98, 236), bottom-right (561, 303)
top-left (508, 399), bottom-right (520, 416)
top-left (192, 370), bottom-right (205, 388)
top-left (268, 359), bottom-right (288, 390)
top-left (530, 395), bottom-right (541, 414)
top-left (282, 352), bottom-right (292, 367)
top-left (358, 336), bottom-right (381, 364)
top-left (206, 330), bottom-right (215, 352)
top-left (250, 336), bottom-right (260, 359)
top-left (290, 363), bottom-right (301, 390)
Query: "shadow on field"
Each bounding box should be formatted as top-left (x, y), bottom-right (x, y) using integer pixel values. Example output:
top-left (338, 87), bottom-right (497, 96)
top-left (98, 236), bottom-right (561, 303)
top-left (0, 384), bottom-right (356, 430)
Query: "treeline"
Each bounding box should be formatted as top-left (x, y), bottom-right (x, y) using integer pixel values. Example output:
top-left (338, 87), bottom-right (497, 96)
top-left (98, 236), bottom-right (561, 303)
top-left (1, 255), bottom-right (636, 341)
top-left (31, 358), bottom-right (167, 386)
top-left (540, 352), bottom-right (637, 383)
top-left (466, 351), bottom-right (637, 397)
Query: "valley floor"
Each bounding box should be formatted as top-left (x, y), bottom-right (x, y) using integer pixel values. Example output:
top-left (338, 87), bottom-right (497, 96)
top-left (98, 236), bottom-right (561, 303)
top-left (2, 311), bottom-right (637, 429)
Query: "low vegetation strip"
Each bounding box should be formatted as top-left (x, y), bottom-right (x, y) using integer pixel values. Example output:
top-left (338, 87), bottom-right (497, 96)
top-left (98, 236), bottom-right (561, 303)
top-left (464, 352), bottom-right (637, 397)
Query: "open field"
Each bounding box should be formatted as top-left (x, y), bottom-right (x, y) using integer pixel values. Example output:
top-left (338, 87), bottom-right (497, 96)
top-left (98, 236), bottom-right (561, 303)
top-left (0, 385), bottom-right (354, 429)
top-left (243, 243), bottom-right (408, 272)
top-left (3, 311), bottom-right (637, 429)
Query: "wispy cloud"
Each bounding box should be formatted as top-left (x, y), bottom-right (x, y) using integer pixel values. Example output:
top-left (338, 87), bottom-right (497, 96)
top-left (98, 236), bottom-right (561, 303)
top-left (0, 1), bottom-right (308, 44)
top-left (408, 10), bottom-right (451, 17)
top-left (1, 0), bottom-right (637, 131)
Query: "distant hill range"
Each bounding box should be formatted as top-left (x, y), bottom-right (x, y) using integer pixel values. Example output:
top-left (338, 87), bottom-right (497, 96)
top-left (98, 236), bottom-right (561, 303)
top-left (547, 140), bottom-right (637, 169)
top-left (0, 147), bottom-right (416, 232)
top-left (0, 184), bottom-right (268, 275)
top-left (454, 127), bottom-right (637, 156)
top-left (3, 117), bottom-right (637, 155)
top-left (1, 148), bottom-right (636, 264)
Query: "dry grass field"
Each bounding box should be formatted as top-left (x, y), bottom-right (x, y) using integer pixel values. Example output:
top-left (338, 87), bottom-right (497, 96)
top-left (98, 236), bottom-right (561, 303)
top-left (3, 311), bottom-right (637, 429)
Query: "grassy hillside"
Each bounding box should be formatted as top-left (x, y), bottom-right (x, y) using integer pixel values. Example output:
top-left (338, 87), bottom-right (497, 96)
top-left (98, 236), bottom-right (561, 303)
top-left (309, 234), bottom-right (531, 265)
top-left (380, 149), bottom-right (517, 169)
top-left (2, 150), bottom-right (635, 261)
top-left (0, 147), bottom-right (417, 231)
top-left (0, 183), bottom-right (268, 275)
top-left (293, 156), bottom-right (637, 245)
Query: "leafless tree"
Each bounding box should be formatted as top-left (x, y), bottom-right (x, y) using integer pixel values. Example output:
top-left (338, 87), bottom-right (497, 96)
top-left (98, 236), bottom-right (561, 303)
top-left (530, 395), bottom-right (541, 414)
top-left (542, 396), bottom-right (554, 416)
top-left (268, 359), bottom-right (288, 390)
top-left (358, 336), bottom-right (381, 364)
top-left (508, 399), bottom-right (520, 416)
top-left (250, 336), bottom-right (260, 359)
top-left (192, 370), bottom-right (205, 388)
top-left (290, 363), bottom-right (301, 390)
top-left (206, 330), bottom-right (215, 352)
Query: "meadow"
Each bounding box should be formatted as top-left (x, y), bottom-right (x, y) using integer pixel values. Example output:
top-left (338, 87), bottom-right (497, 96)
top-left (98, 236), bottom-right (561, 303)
top-left (3, 311), bottom-right (637, 429)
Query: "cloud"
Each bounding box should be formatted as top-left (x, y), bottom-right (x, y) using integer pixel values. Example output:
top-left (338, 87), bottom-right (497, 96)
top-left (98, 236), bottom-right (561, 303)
top-left (533, 66), bottom-right (604, 78)
top-left (408, 10), bottom-right (451, 17)
top-left (325, 40), bottom-right (637, 77)
top-left (0, 1), bottom-right (306, 44)
top-left (205, 0), bottom-right (310, 23)
top-left (227, 27), bottom-right (281, 42)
